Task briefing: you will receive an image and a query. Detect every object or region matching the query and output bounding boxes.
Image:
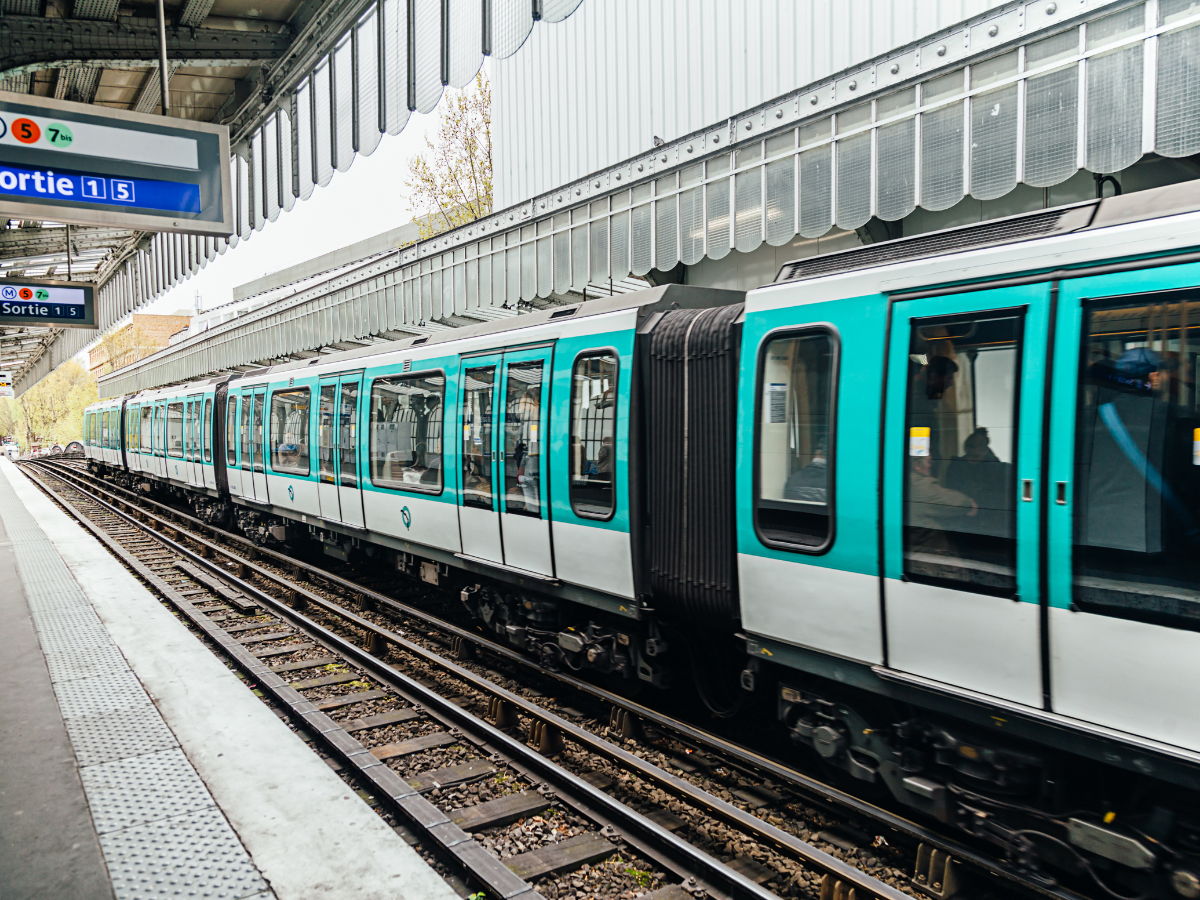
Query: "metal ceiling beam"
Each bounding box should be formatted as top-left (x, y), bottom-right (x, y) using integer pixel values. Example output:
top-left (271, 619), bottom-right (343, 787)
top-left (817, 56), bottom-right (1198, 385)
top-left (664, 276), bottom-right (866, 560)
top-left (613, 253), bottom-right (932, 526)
top-left (0, 225), bottom-right (129, 257)
top-left (177, 0), bottom-right (216, 27)
top-left (0, 16), bottom-right (293, 75)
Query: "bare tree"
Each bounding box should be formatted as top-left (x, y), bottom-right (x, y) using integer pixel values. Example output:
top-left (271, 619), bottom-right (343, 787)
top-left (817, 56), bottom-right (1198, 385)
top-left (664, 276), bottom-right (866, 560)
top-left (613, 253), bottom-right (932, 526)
top-left (405, 72), bottom-right (492, 240)
top-left (97, 324), bottom-right (153, 374)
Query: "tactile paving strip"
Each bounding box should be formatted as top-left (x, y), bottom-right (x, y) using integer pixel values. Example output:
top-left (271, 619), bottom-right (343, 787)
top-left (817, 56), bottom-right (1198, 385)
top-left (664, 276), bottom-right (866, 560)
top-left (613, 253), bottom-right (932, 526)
top-left (34, 604), bottom-right (105, 633)
top-left (65, 706), bottom-right (179, 767)
top-left (81, 749), bottom-right (216, 834)
top-left (54, 669), bottom-right (151, 718)
top-left (0, 468), bottom-right (275, 900)
top-left (44, 644), bottom-right (132, 684)
top-left (34, 623), bottom-right (115, 654)
top-left (100, 807), bottom-right (270, 900)
top-left (22, 579), bottom-right (95, 612)
top-left (16, 545), bottom-right (80, 584)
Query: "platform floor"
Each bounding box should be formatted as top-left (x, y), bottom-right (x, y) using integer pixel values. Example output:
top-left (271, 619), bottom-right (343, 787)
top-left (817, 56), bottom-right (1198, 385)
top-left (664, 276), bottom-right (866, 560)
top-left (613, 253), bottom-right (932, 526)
top-left (0, 458), bottom-right (459, 900)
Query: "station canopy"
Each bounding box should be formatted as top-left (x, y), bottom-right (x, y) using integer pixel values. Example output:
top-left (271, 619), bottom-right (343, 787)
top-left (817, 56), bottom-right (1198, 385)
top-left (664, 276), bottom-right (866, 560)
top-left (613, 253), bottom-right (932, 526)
top-left (98, 0), bottom-right (1200, 399)
top-left (0, 0), bottom-right (583, 394)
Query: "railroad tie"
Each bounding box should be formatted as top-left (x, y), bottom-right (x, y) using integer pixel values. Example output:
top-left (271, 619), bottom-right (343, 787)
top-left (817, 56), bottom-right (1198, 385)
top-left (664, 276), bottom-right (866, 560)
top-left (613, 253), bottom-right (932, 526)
top-left (313, 690), bottom-right (389, 711)
top-left (223, 620), bottom-right (281, 634)
top-left (405, 759), bottom-right (496, 793)
top-left (289, 671), bottom-right (362, 690)
top-left (369, 731), bottom-right (456, 761)
top-left (503, 832), bottom-right (615, 880)
top-left (448, 790), bottom-right (552, 832)
top-left (269, 656), bottom-right (340, 673)
top-left (238, 630), bottom-right (295, 645)
top-left (340, 708), bottom-right (423, 732)
top-left (252, 642), bottom-right (315, 658)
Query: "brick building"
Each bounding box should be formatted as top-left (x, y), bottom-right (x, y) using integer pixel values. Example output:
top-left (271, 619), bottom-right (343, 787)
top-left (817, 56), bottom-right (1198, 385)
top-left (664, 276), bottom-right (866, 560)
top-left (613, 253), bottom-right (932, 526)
top-left (88, 313), bottom-right (193, 378)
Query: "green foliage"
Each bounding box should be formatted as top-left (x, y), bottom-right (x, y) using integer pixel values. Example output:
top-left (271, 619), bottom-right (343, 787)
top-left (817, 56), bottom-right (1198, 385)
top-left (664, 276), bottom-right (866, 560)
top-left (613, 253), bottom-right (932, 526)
top-left (624, 867), bottom-right (652, 888)
top-left (0, 360), bottom-right (97, 448)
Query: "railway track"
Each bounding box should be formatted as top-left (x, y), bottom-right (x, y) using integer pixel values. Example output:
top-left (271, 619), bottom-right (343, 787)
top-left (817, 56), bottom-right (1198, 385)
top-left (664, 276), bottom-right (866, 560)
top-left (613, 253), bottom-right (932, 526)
top-left (25, 459), bottom-right (1094, 900)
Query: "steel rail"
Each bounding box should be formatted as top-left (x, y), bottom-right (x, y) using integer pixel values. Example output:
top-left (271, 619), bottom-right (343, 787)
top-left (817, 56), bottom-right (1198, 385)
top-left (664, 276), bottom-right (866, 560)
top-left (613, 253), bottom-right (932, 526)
top-left (24, 461), bottom-right (910, 900)
top-left (38, 460), bottom-right (1090, 900)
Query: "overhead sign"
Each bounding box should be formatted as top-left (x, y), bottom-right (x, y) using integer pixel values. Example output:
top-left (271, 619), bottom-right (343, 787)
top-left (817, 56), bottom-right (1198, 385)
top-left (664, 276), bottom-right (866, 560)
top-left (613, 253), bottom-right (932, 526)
top-left (0, 276), bottom-right (95, 328)
top-left (0, 93), bottom-right (232, 236)
top-left (0, 371), bottom-right (11, 399)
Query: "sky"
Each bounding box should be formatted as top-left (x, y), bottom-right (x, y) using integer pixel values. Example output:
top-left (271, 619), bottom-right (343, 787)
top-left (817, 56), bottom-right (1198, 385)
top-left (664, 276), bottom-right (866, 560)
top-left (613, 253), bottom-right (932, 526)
top-left (140, 110), bottom-right (438, 319)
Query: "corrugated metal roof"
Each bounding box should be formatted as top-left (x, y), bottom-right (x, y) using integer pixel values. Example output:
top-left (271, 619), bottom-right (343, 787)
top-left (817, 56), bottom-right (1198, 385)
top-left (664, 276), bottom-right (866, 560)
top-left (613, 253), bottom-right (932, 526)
top-left (491, 0), bottom-right (1028, 208)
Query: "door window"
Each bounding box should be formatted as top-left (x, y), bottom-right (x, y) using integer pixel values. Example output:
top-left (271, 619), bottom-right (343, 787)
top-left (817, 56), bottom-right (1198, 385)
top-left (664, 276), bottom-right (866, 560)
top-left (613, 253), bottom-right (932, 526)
top-left (185, 403), bottom-right (194, 459)
top-left (203, 399), bottom-right (213, 462)
top-left (1073, 293), bottom-right (1200, 627)
top-left (462, 367), bottom-right (496, 509)
top-left (252, 393), bottom-right (265, 473)
top-left (339, 381), bottom-right (358, 488)
top-left (226, 397), bottom-right (238, 466)
top-left (903, 311), bottom-right (1021, 595)
top-left (319, 384), bottom-right (337, 484)
top-left (755, 330), bottom-right (836, 549)
top-left (167, 402), bottom-right (184, 458)
top-left (504, 362), bottom-right (544, 517)
top-left (141, 406), bottom-right (152, 452)
top-left (270, 388), bottom-right (310, 474)
top-left (240, 395), bottom-right (251, 467)
top-left (369, 373), bottom-right (445, 492)
top-left (569, 354), bottom-right (617, 518)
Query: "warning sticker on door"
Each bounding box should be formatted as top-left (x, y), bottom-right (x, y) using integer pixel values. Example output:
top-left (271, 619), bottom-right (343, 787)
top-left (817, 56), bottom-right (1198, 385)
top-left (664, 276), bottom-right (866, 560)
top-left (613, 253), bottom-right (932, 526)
top-left (767, 383), bottom-right (787, 424)
top-left (909, 426), bottom-right (931, 457)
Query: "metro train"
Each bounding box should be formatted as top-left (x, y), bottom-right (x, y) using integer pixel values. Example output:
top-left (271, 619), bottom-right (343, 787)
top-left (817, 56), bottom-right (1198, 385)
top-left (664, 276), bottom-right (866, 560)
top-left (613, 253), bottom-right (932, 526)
top-left (85, 181), bottom-right (1200, 897)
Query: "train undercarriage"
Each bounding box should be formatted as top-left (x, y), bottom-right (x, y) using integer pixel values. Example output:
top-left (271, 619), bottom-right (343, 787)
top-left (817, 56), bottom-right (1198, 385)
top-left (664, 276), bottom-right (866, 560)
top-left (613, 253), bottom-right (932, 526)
top-left (99, 463), bottom-right (1200, 900)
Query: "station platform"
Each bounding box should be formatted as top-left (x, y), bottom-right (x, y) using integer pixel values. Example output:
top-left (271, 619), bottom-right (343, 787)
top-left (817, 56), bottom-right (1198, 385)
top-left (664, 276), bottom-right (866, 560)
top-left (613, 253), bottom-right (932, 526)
top-left (0, 457), bottom-right (459, 900)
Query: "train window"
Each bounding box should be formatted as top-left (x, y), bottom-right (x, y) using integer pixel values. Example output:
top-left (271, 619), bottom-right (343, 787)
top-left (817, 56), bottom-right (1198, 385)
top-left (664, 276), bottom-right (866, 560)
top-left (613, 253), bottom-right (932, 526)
top-left (903, 310), bottom-right (1021, 596)
top-left (240, 395), bottom-right (251, 467)
top-left (141, 407), bottom-right (152, 452)
top-left (755, 330), bottom-right (837, 550)
top-left (369, 373), bottom-right (445, 494)
top-left (269, 388), bottom-right (310, 475)
top-left (319, 384), bottom-right (337, 484)
top-left (569, 353), bottom-right (617, 519)
top-left (227, 397), bottom-right (238, 466)
top-left (252, 394), bottom-right (265, 473)
top-left (339, 382), bottom-right (359, 488)
top-left (101, 410), bottom-right (109, 447)
top-left (1073, 293), bottom-right (1200, 629)
top-left (203, 399), bottom-right (213, 463)
top-left (128, 408), bottom-right (137, 451)
top-left (167, 403), bottom-right (184, 458)
top-left (462, 367), bottom-right (496, 509)
top-left (504, 362), bottom-right (544, 517)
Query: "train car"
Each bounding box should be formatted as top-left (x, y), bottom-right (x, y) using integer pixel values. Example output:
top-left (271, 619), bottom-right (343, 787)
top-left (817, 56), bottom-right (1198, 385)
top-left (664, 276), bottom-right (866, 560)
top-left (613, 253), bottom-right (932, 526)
top-left (80, 181), bottom-right (1200, 896)
top-left (83, 394), bottom-right (127, 469)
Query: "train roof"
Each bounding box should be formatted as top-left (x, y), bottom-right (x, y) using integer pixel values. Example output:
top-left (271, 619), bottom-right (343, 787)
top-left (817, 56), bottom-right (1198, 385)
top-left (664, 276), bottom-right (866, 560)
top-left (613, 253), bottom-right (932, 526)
top-left (751, 180), bottom-right (1200, 312)
top-left (230, 283), bottom-right (744, 382)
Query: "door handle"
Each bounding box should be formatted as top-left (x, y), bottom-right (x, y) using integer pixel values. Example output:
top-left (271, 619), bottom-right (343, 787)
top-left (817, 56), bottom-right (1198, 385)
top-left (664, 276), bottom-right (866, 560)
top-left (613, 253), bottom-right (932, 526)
top-left (1056, 481), bottom-right (1068, 505)
top-left (1021, 479), bottom-right (1034, 502)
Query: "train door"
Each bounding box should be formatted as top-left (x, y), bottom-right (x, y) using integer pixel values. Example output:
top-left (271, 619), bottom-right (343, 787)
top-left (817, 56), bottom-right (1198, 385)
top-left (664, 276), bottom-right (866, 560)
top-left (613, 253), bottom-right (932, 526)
top-left (459, 354), bottom-right (504, 563)
top-left (227, 392), bottom-right (242, 497)
top-left (882, 283), bottom-right (1052, 708)
top-left (317, 377), bottom-right (341, 522)
top-left (1046, 267), bottom-right (1200, 750)
top-left (317, 373), bottom-right (366, 527)
top-left (458, 348), bottom-right (554, 575)
top-left (239, 390), bottom-right (253, 498)
top-left (252, 388), bottom-right (268, 502)
top-left (202, 397), bottom-right (215, 490)
top-left (185, 396), bottom-right (200, 485)
top-left (191, 396), bottom-right (205, 487)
